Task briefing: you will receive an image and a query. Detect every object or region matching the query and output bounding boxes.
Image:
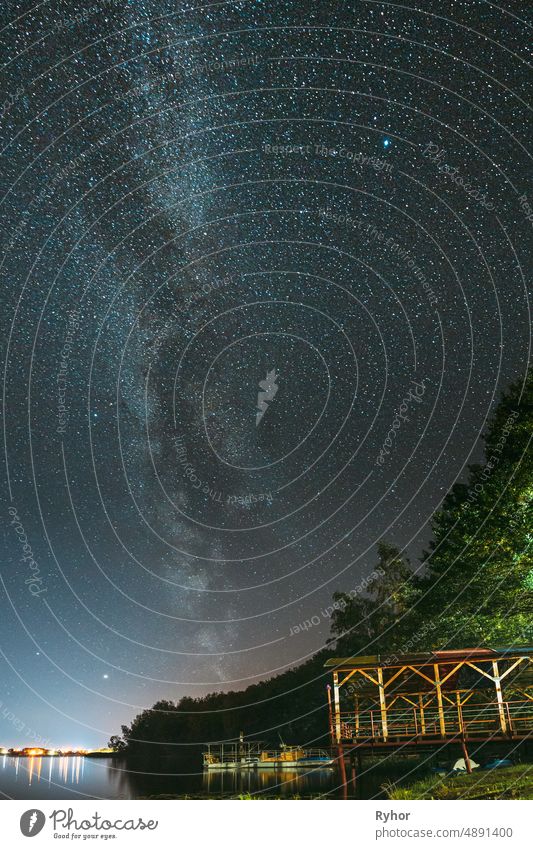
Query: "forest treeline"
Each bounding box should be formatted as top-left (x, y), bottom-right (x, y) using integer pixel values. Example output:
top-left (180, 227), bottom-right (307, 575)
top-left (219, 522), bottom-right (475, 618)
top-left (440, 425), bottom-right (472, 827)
top-left (112, 371), bottom-right (532, 757)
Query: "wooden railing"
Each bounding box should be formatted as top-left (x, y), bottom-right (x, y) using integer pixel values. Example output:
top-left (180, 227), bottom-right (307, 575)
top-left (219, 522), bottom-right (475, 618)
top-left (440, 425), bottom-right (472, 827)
top-left (338, 699), bottom-right (533, 742)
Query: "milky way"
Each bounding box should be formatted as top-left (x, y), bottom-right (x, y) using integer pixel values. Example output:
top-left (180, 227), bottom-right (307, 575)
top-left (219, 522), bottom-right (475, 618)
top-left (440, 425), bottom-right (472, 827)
top-left (0, 1), bottom-right (531, 747)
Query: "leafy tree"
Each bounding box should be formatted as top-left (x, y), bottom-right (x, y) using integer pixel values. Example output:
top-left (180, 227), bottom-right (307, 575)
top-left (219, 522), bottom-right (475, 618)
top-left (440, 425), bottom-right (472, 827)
top-left (413, 370), bottom-right (532, 646)
top-left (329, 371), bottom-right (532, 653)
top-left (107, 735), bottom-right (126, 753)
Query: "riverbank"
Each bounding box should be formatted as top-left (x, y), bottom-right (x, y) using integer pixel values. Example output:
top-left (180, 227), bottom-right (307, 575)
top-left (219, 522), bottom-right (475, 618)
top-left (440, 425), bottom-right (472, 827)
top-left (0, 752), bottom-right (118, 758)
top-left (386, 765), bottom-right (533, 800)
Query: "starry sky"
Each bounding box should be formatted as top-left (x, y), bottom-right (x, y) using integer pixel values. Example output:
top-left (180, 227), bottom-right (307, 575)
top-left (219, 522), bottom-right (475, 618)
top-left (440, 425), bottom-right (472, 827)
top-left (0, 1), bottom-right (531, 748)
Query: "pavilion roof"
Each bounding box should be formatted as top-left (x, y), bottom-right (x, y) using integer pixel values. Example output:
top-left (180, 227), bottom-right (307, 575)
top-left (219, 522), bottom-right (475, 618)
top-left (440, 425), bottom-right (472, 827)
top-left (324, 648), bottom-right (533, 696)
top-left (324, 647), bottom-right (533, 670)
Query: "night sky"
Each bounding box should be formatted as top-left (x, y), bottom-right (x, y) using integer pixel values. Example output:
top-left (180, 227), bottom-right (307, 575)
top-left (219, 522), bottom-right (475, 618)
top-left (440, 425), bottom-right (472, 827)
top-left (0, 1), bottom-right (531, 748)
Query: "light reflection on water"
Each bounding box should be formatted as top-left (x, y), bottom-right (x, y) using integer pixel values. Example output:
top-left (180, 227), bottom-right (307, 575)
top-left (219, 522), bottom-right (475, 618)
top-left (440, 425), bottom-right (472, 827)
top-left (1, 755), bottom-right (407, 799)
top-left (8, 755), bottom-right (84, 787)
top-left (0, 755), bottom-right (344, 799)
top-left (1, 755), bottom-right (124, 799)
top-left (202, 766), bottom-right (337, 797)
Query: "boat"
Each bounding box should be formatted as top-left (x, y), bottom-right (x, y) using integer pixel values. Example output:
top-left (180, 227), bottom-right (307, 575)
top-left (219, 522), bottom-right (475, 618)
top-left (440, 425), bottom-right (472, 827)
top-left (203, 734), bottom-right (334, 771)
top-left (255, 746), bottom-right (334, 769)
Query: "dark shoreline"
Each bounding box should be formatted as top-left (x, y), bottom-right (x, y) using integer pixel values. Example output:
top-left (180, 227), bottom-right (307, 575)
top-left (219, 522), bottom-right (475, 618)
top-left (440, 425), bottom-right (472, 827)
top-left (2, 752), bottom-right (119, 758)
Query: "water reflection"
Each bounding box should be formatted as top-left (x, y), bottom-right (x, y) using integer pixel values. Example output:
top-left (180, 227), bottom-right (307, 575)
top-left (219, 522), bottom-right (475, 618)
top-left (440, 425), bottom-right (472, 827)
top-left (203, 766), bottom-right (336, 797)
top-left (20, 756), bottom-right (85, 787)
top-left (1, 755), bottom-right (115, 799)
top-left (0, 755), bottom-right (342, 799)
top-left (0, 755), bottom-right (416, 799)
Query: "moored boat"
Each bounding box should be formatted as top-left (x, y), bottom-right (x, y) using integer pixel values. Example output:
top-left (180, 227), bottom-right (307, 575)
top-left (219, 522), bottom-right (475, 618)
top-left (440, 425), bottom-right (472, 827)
top-left (203, 735), bottom-right (333, 770)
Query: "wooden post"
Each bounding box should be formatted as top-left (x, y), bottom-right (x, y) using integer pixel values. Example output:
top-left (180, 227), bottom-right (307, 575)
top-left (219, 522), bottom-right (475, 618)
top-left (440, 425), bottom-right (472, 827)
top-left (350, 750), bottom-right (357, 794)
top-left (505, 700), bottom-right (513, 735)
top-left (492, 661), bottom-right (508, 734)
top-left (377, 666), bottom-right (388, 741)
top-left (418, 694), bottom-right (426, 735)
top-left (456, 692), bottom-right (464, 735)
top-left (461, 738), bottom-right (472, 774)
top-left (326, 685), bottom-right (334, 744)
top-left (337, 745), bottom-right (348, 799)
top-left (434, 664), bottom-right (446, 737)
top-left (333, 671), bottom-right (342, 743)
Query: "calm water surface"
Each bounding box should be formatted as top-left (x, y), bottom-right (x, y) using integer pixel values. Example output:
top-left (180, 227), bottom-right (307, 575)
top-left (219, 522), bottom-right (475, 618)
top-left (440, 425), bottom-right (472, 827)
top-left (0, 755), bottom-right (419, 799)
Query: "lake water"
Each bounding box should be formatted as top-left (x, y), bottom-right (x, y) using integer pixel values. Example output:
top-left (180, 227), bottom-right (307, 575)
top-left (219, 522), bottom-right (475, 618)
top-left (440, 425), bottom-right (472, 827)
top-left (0, 755), bottom-right (421, 799)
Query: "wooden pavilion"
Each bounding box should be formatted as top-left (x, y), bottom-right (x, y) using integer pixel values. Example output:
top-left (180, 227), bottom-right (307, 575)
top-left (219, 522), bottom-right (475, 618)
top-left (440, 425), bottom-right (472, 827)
top-left (325, 647), bottom-right (533, 755)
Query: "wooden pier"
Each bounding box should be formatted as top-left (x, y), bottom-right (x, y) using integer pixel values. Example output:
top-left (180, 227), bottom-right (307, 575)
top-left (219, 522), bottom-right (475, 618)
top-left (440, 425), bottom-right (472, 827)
top-left (325, 647), bottom-right (533, 788)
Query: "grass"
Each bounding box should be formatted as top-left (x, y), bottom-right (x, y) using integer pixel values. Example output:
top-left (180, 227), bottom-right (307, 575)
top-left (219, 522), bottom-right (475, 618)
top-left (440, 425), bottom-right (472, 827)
top-left (385, 764), bottom-right (533, 800)
top-left (137, 793), bottom-right (304, 799)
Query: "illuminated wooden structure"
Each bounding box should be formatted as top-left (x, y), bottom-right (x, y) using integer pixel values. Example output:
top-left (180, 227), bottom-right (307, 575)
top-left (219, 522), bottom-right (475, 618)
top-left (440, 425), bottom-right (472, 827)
top-left (325, 648), bottom-right (533, 750)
